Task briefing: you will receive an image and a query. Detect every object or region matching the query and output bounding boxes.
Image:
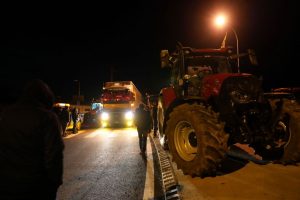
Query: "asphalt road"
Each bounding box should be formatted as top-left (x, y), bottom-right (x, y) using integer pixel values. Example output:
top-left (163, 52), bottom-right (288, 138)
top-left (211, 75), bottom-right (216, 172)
top-left (56, 127), bottom-right (300, 200)
top-left (57, 128), bottom-right (163, 200)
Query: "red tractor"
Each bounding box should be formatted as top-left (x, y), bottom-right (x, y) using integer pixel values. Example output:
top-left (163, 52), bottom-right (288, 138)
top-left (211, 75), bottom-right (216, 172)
top-left (157, 42), bottom-right (300, 177)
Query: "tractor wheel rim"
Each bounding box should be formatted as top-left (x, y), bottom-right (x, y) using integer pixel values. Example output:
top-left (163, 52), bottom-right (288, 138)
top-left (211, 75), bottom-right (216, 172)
top-left (174, 121), bottom-right (197, 161)
top-left (277, 120), bottom-right (291, 148)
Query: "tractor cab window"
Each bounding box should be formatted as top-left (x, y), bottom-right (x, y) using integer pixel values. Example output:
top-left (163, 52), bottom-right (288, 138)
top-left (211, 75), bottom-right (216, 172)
top-left (170, 61), bottom-right (181, 85)
top-left (187, 65), bottom-right (212, 78)
top-left (185, 56), bottom-right (232, 75)
top-left (217, 58), bottom-right (232, 73)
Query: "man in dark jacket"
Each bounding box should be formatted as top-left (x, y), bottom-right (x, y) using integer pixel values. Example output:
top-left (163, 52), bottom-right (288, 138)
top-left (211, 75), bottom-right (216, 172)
top-left (0, 79), bottom-right (64, 200)
top-left (134, 103), bottom-right (152, 155)
top-left (60, 106), bottom-right (70, 136)
top-left (71, 107), bottom-right (78, 134)
top-left (151, 102), bottom-right (158, 137)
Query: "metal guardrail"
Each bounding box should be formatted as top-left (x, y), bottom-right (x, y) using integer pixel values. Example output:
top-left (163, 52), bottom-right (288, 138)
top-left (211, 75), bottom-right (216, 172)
top-left (150, 134), bottom-right (181, 200)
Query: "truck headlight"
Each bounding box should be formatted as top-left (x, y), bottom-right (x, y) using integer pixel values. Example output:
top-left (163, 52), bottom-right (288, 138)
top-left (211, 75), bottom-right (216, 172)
top-left (101, 112), bottom-right (109, 120)
top-left (125, 111), bottom-right (133, 120)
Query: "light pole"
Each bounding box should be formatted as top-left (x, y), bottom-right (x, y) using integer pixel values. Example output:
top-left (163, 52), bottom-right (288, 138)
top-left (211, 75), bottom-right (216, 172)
top-left (230, 28), bottom-right (239, 72)
top-left (215, 14), bottom-right (240, 73)
top-left (74, 80), bottom-right (80, 106)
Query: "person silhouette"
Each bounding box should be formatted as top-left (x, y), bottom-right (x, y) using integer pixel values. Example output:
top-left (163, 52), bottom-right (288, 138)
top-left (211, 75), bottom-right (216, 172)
top-left (151, 102), bottom-right (158, 137)
top-left (134, 103), bottom-right (152, 155)
top-left (0, 79), bottom-right (64, 200)
top-left (60, 106), bottom-right (70, 136)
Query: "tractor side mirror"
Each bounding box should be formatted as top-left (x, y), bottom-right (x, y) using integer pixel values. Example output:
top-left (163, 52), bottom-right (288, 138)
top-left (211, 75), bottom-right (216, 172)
top-left (160, 50), bottom-right (170, 68)
top-left (248, 49), bottom-right (258, 66)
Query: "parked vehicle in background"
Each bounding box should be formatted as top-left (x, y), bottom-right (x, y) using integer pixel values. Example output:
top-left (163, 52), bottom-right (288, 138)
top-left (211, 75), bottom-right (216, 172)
top-left (81, 102), bottom-right (102, 129)
top-left (53, 103), bottom-right (83, 133)
top-left (100, 81), bottom-right (142, 127)
top-left (271, 87), bottom-right (300, 103)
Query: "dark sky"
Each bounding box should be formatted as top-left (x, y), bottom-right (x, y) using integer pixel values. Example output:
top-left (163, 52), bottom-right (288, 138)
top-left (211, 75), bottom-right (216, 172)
top-left (2, 1), bottom-right (299, 103)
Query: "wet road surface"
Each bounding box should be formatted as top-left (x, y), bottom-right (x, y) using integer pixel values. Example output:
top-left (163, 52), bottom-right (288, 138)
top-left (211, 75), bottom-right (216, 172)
top-left (57, 128), bottom-right (162, 200)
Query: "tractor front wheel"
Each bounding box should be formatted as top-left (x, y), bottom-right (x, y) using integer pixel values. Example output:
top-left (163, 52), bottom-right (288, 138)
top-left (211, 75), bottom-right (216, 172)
top-left (166, 103), bottom-right (228, 177)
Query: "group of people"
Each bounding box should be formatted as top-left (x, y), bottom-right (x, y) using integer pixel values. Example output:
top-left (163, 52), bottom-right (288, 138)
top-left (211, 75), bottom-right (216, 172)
top-left (0, 78), bottom-right (159, 199)
top-left (0, 79), bottom-right (82, 199)
top-left (53, 105), bottom-right (79, 136)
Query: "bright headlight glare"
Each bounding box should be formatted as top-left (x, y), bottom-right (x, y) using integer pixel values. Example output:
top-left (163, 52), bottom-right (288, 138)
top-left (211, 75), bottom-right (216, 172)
top-left (101, 112), bottom-right (109, 120)
top-left (125, 111), bottom-right (133, 120)
top-left (126, 121), bottom-right (133, 127)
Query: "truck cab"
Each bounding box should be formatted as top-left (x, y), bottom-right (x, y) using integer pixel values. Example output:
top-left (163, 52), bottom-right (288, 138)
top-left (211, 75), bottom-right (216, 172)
top-left (100, 81), bottom-right (141, 127)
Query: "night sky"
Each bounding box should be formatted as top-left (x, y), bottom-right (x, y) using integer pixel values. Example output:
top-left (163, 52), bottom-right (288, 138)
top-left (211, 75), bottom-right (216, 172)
top-left (2, 1), bottom-right (299, 104)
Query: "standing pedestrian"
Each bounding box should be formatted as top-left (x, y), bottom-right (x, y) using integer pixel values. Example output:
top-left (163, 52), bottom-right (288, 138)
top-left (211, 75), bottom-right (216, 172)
top-left (134, 103), bottom-right (152, 155)
top-left (60, 106), bottom-right (70, 137)
top-left (151, 101), bottom-right (158, 137)
top-left (71, 107), bottom-right (78, 134)
top-left (0, 79), bottom-right (64, 200)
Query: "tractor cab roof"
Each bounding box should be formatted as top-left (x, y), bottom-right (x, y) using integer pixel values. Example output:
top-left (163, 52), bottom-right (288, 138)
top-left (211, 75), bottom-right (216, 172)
top-left (176, 46), bottom-right (234, 57)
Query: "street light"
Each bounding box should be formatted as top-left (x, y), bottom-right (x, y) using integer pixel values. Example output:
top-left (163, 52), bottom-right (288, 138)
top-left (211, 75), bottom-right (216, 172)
top-left (214, 14), bottom-right (240, 73)
top-left (74, 80), bottom-right (80, 106)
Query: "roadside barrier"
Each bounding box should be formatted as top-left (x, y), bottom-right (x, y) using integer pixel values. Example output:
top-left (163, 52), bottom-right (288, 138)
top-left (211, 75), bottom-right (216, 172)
top-left (150, 134), bottom-right (181, 200)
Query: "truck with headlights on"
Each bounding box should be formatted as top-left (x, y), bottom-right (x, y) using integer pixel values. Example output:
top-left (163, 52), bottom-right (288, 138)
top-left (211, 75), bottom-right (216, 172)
top-left (100, 81), bottom-right (142, 128)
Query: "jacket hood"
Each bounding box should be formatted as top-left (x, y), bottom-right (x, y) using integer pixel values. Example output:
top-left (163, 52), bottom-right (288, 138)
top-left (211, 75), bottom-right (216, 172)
top-left (19, 79), bottom-right (55, 110)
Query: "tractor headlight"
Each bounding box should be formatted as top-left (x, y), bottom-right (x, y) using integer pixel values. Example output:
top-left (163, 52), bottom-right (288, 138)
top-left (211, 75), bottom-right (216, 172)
top-left (125, 111), bottom-right (133, 120)
top-left (230, 91), bottom-right (251, 104)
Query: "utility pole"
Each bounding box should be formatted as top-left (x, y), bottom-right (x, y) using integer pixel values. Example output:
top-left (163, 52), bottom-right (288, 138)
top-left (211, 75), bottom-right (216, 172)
top-left (110, 65), bottom-right (114, 81)
top-left (110, 65), bottom-right (118, 81)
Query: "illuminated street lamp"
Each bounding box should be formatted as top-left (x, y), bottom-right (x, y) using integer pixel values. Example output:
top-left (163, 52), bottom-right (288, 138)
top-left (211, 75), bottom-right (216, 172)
top-left (214, 14), bottom-right (240, 73)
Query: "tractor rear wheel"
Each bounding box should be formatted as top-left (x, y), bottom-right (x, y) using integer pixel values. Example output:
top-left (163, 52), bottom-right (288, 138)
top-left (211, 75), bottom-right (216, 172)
top-left (275, 99), bottom-right (300, 164)
top-left (166, 103), bottom-right (228, 177)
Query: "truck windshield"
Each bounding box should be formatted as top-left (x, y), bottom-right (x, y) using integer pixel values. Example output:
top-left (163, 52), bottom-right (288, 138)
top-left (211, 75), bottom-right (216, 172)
top-left (101, 89), bottom-right (134, 104)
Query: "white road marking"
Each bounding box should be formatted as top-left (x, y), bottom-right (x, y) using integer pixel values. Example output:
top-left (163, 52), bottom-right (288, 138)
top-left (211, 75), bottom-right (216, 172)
top-left (143, 137), bottom-right (155, 200)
